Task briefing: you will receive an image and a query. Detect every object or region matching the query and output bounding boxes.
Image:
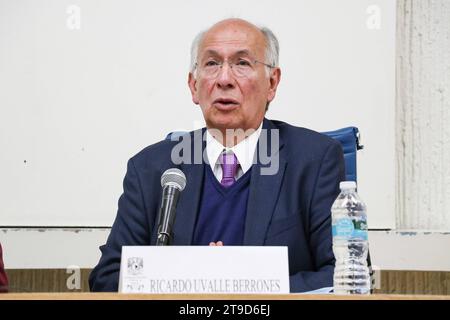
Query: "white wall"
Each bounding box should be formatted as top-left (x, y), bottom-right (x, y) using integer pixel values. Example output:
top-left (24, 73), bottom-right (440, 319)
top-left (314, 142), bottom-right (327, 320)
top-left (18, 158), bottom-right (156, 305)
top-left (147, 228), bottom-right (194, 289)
top-left (3, 228), bottom-right (450, 272)
top-left (0, 0), bottom-right (396, 229)
top-left (396, 0), bottom-right (450, 230)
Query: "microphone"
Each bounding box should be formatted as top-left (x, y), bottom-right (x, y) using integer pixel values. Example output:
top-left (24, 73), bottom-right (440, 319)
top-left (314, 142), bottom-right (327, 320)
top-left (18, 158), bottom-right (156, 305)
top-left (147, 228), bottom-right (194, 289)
top-left (155, 168), bottom-right (186, 246)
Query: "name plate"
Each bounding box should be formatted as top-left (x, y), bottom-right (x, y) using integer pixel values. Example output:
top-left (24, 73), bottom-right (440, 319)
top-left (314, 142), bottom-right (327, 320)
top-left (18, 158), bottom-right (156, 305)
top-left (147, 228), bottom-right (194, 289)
top-left (119, 246), bottom-right (290, 294)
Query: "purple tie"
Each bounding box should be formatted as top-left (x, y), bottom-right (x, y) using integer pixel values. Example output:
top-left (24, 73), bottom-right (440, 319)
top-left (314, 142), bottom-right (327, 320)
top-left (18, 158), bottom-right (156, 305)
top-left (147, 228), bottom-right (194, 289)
top-left (220, 152), bottom-right (239, 187)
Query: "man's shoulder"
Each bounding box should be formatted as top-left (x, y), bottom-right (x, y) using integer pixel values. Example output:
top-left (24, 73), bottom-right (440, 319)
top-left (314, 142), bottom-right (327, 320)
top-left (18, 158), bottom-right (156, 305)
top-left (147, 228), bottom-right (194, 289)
top-left (129, 129), bottom-right (201, 169)
top-left (132, 138), bottom-right (174, 160)
top-left (269, 119), bottom-right (338, 150)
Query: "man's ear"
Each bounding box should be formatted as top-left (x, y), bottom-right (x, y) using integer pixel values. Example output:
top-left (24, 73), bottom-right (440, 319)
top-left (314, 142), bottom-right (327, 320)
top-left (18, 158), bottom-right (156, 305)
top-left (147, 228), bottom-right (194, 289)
top-left (267, 67), bottom-right (281, 103)
top-left (188, 72), bottom-right (200, 105)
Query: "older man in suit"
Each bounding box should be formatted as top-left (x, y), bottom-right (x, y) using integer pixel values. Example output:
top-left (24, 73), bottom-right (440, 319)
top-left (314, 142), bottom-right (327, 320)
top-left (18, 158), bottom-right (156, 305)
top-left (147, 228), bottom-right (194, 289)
top-left (89, 18), bottom-right (344, 292)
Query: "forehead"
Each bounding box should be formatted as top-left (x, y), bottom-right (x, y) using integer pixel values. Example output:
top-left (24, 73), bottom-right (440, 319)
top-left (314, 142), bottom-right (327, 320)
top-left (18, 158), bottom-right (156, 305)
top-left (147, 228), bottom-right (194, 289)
top-left (199, 23), bottom-right (266, 58)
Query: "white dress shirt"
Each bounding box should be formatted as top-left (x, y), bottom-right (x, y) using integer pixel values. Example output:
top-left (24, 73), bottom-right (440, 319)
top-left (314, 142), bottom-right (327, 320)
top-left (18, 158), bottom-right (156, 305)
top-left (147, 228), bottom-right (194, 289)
top-left (205, 122), bottom-right (263, 182)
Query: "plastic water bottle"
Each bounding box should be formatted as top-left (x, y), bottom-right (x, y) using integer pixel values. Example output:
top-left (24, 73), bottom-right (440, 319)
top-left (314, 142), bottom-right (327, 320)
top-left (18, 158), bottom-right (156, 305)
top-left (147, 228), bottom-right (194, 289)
top-left (332, 181), bottom-right (370, 294)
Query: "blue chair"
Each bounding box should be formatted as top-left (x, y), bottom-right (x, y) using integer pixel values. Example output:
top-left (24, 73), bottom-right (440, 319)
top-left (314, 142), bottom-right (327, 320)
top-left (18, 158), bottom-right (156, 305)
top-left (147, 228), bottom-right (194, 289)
top-left (166, 126), bottom-right (363, 182)
top-left (322, 127), bottom-right (363, 182)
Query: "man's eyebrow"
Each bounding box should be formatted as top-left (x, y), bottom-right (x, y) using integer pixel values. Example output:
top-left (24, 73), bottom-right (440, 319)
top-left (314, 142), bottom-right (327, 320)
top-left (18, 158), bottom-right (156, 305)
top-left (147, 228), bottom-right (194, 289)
top-left (202, 50), bottom-right (220, 58)
top-left (234, 50), bottom-right (251, 57)
top-left (201, 49), bottom-right (253, 58)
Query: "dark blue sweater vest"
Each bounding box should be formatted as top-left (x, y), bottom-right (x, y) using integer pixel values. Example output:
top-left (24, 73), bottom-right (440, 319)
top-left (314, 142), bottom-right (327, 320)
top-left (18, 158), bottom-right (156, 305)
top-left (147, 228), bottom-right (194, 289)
top-left (192, 165), bottom-right (252, 246)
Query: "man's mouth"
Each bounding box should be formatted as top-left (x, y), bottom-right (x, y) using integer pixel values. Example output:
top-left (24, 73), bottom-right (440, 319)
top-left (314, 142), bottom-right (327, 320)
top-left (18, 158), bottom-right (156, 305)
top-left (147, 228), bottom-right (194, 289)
top-left (212, 98), bottom-right (240, 110)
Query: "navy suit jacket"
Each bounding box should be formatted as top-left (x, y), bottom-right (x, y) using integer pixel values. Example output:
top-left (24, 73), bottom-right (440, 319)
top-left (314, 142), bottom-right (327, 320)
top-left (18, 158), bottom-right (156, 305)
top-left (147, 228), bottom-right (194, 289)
top-left (89, 118), bottom-right (345, 292)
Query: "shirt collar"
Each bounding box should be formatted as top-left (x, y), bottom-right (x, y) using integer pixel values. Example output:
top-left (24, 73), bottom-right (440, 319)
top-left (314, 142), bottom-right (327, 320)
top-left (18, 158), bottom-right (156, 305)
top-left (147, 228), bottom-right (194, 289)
top-left (206, 122), bottom-right (263, 173)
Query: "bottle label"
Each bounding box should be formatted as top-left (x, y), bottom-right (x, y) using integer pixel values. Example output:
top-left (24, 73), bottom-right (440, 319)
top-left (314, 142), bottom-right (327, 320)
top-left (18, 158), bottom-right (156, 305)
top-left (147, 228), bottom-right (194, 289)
top-left (333, 218), bottom-right (354, 238)
top-left (332, 218), bottom-right (368, 240)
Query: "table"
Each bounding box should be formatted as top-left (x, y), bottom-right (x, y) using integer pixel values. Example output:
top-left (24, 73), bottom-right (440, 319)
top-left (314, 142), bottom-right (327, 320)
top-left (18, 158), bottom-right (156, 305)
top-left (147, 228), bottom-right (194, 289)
top-left (1, 293), bottom-right (449, 300)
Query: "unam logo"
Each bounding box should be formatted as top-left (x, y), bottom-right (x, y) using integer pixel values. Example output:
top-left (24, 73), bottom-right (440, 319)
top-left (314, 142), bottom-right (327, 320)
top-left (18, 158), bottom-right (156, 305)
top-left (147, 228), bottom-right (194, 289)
top-left (127, 257), bottom-right (143, 275)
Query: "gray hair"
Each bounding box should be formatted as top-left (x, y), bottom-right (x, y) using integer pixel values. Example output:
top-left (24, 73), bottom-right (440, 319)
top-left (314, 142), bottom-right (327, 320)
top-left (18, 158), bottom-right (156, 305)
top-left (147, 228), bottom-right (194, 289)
top-left (190, 24), bottom-right (280, 75)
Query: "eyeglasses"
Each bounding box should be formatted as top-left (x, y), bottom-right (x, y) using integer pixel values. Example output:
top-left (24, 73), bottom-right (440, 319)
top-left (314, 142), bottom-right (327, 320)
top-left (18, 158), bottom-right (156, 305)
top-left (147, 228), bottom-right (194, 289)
top-left (194, 58), bottom-right (275, 79)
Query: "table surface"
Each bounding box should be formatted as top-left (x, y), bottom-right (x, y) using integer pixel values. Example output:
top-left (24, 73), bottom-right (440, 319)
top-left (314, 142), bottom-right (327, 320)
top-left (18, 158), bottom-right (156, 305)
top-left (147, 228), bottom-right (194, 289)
top-left (1, 293), bottom-right (449, 300)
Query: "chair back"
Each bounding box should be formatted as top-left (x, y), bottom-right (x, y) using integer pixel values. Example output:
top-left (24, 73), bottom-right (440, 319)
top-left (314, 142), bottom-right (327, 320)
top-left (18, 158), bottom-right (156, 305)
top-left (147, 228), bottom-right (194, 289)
top-left (321, 127), bottom-right (363, 182)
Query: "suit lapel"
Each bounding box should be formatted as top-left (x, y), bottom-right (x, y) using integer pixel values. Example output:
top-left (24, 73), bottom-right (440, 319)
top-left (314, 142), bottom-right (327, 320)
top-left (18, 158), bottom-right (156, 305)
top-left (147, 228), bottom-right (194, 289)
top-left (167, 119), bottom-right (287, 246)
top-left (244, 119), bottom-right (287, 245)
top-left (171, 128), bottom-right (206, 245)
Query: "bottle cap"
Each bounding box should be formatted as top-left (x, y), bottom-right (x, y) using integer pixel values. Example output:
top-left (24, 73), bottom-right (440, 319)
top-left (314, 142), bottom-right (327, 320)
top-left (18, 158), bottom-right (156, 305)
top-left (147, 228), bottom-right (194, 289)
top-left (340, 181), bottom-right (357, 190)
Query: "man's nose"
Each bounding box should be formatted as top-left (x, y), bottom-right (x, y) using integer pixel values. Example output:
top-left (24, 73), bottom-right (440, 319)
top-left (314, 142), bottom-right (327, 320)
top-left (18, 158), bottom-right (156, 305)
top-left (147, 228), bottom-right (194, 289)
top-left (216, 63), bottom-right (236, 89)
